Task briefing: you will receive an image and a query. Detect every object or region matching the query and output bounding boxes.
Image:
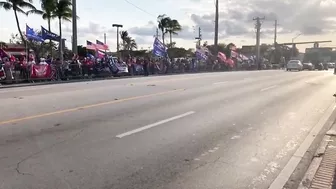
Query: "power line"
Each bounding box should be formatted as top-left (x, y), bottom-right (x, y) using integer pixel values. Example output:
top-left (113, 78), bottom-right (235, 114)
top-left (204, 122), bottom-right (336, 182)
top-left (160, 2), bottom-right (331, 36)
top-left (123, 0), bottom-right (156, 18)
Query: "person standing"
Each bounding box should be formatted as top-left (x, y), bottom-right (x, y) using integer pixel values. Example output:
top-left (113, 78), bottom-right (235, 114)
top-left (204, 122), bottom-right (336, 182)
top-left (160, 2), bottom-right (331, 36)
top-left (143, 57), bottom-right (149, 76)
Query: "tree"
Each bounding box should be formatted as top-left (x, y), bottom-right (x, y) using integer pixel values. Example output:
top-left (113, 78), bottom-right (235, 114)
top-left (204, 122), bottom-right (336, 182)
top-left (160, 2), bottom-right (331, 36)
top-left (125, 37), bottom-right (137, 51)
top-left (52, 0), bottom-right (72, 62)
top-left (0, 0), bottom-right (40, 46)
top-left (157, 14), bottom-right (171, 45)
top-left (119, 30), bottom-right (137, 56)
top-left (77, 45), bottom-right (87, 57)
top-left (165, 19), bottom-right (181, 47)
top-left (167, 47), bottom-right (192, 58)
top-left (28, 0), bottom-right (56, 55)
top-left (120, 30), bottom-right (129, 50)
top-left (166, 42), bottom-right (176, 48)
top-left (204, 43), bottom-right (227, 55)
top-left (10, 31), bottom-right (58, 59)
top-left (0, 41), bottom-right (7, 48)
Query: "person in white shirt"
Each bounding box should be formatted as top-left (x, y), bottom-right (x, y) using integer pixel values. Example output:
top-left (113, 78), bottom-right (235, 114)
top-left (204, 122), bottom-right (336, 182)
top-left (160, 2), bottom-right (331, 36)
top-left (39, 58), bottom-right (48, 65)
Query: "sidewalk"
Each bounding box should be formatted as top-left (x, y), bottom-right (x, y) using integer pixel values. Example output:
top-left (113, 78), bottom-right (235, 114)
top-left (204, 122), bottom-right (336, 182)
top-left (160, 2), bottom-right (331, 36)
top-left (299, 123), bottom-right (336, 189)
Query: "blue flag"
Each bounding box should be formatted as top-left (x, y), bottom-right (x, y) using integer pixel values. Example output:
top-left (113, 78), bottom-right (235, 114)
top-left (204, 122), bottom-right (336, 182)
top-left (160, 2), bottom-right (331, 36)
top-left (195, 49), bottom-right (207, 60)
top-left (41, 26), bottom-right (60, 41)
top-left (26, 25), bottom-right (44, 42)
top-left (152, 38), bottom-right (167, 57)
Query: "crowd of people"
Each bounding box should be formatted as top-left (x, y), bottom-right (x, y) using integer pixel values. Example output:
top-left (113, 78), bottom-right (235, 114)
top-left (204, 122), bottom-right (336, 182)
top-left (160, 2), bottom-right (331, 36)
top-left (0, 51), bottom-right (281, 85)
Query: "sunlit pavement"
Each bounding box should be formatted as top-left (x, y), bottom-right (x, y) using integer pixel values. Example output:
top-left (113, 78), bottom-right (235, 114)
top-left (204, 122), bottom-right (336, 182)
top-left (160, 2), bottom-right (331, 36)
top-left (0, 70), bottom-right (336, 189)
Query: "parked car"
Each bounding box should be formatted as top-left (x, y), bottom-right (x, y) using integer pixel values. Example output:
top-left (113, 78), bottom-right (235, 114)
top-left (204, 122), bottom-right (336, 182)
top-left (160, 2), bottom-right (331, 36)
top-left (286, 60), bottom-right (303, 71)
top-left (314, 62), bottom-right (324, 70)
top-left (322, 62), bottom-right (329, 70)
top-left (327, 62), bottom-right (335, 68)
top-left (302, 62), bottom-right (314, 70)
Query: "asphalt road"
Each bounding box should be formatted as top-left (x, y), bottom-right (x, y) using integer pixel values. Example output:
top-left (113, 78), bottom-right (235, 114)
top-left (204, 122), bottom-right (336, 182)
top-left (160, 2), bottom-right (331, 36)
top-left (0, 70), bottom-right (336, 189)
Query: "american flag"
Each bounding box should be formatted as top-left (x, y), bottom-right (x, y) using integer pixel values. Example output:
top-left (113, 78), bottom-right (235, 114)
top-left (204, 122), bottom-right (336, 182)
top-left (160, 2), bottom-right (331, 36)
top-left (97, 50), bottom-right (105, 58)
top-left (86, 40), bottom-right (97, 50)
top-left (96, 40), bottom-right (109, 50)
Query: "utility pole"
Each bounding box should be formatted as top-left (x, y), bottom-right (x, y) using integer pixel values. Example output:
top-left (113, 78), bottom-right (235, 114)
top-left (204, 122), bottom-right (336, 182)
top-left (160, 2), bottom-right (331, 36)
top-left (195, 27), bottom-right (202, 47)
top-left (214, 0), bottom-right (219, 54)
top-left (274, 20), bottom-right (278, 48)
top-left (104, 33), bottom-right (107, 54)
top-left (253, 16), bottom-right (265, 70)
top-left (154, 28), bottom-right (160, 38)
top-left (72, 0), bottom-right (77, 55)
top-left (112, 24), bottom-right (123, 56)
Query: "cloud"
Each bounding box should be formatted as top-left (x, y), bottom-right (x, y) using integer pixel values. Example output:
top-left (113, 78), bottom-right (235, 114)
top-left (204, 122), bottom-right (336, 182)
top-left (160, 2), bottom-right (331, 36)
top-left (52, 0), bottom-right (336, 50)
top-left (128, 0), bottom-right (336, 44)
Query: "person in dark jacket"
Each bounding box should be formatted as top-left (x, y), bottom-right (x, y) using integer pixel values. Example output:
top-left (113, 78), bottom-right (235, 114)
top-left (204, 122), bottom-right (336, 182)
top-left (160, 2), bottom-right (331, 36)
top-left (143, 57), bottom-right (149, 76)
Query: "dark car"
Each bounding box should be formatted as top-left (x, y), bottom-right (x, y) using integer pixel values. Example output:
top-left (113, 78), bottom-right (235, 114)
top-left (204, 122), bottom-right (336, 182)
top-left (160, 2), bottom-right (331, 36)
top-left (302, 63), bottom-right (314, 70)
top-left (322, 62), bottom-right (329, 70)
top-left (315, 63), bottom-right (324, 70)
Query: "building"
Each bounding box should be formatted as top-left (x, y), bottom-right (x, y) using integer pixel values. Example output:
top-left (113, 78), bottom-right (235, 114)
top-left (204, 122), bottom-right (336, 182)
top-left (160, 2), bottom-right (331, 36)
top-left (304, 47), bottom-right (336, 62)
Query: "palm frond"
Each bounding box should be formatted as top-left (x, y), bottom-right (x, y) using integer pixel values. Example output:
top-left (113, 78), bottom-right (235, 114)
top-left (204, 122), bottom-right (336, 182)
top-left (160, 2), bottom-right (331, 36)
top-left (18, 1), bottom-right (37, 10)
top-left (15, 6), bottom-right (27, 15)
top-left (27, 9), bottom-right (43, 15)
top-left (0, 2), bottom-right (13, 10)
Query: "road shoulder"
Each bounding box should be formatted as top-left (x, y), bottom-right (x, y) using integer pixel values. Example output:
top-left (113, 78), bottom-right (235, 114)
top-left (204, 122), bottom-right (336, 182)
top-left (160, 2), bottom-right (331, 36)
top-left (288, 106), bottom-right (336, 189)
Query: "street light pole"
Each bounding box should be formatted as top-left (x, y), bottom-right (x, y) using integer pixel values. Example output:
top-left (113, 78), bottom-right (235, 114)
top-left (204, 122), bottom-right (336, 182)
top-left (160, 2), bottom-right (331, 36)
top-left (112, 24), bottom-right (123, 56)
top-left (214, 0), bottom-right (219, 54)
top-left (291, 33), bottom-right (301, 58)
top-left (72, 0), bottom-right (77, 54)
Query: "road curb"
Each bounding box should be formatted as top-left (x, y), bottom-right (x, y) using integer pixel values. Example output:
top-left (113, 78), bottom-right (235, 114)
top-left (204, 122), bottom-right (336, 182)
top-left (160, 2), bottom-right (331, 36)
top-left (298, 123), bottom-right (336, 189)
top-left (0, 70), bottom-right (283, 89)
top-left (0, 76), bottom-right (136, 89)
top-left (298, 135), bottom-right (331, 189)
top-left (269, 103), bottom-right (336, 189)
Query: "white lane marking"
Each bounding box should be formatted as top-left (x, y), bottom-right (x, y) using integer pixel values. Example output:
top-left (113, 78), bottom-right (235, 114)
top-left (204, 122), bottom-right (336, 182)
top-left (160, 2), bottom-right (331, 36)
top-left (116, 111), bottom-right (195, 138)
top-left (268, 104), bottom-right (336, 189)
top-left (231, 135), bottom-right (241, 139)
top-left (260, 85), bottom-right (277, 92)
top-left (213, 81), bottom-right (228, 85)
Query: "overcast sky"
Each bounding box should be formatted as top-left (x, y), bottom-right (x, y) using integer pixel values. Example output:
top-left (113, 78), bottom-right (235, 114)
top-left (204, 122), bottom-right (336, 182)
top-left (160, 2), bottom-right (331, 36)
top-left (1, 0), bottom-right (336, 52)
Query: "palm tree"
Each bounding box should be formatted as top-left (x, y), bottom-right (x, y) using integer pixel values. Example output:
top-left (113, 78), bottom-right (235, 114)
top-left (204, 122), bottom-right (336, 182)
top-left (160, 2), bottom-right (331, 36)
top-left (28, 0), bottom-right (56, 55)
top-left (157, 14), bottom-right (171, 45)
top-left (0, 0), bottom-right (39, 45)
top-left (52, 0), bottom-right (72, 62)
top-left (165, 19), bottom-right (181, 47)
top-left (125, 37), bottom-right (137, 51)
top-left (120, 30), bottom-right (129, 50)
top-left (0, 41), bottom-right (7, 48)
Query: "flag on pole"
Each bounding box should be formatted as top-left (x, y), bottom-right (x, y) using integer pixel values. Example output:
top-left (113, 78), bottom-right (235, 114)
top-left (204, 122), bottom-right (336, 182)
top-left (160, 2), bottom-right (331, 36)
top-left (26, 25), bottom-right (44, 42)
top-left (96, 40), bottom-right (108, 50)
top-left (86, 40), bottom-right (97, 50)
top-left (41, 26), bottom-right (60, 41)
top-left (152, 37), bottom-right (167, 57)
top-left (195, 49), bottom-right (208, 60)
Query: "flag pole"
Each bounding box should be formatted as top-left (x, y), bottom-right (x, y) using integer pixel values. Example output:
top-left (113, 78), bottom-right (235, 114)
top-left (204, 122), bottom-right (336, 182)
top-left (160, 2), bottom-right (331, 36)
top-left (25, 23), bottom-right (29, 63)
